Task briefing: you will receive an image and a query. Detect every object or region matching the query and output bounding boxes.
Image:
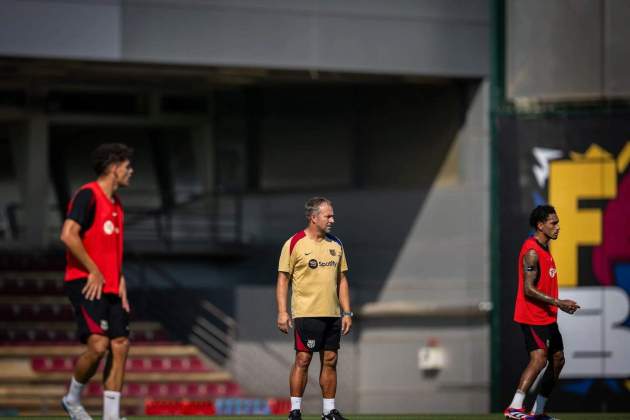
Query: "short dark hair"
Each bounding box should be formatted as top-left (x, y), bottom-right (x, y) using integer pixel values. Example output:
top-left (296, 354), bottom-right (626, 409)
top-left (529, 204), bottom-right (556, 228)
top-left (305, 197), bottom-right (332, 220)
top-left (92, 143), bottom-right (133, 176)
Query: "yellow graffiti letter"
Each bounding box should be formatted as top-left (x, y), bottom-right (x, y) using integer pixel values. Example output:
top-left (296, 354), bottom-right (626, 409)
top-left (548, 145), bottom-right (616, 287)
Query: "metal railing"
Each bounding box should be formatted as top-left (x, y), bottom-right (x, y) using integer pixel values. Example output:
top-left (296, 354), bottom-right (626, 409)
top-left (124, 190), bottom-right (244, 247)
top-left (131, 259), bottom-right (237, 367)
top-left (1, 189), bottom-right (245, 251)
top-left (190, 300), bottom-right (237, 366)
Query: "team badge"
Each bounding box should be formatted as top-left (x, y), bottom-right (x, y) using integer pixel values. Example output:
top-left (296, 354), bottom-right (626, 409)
top-left (307, 339), bottom-right (316, 349)
top-left (100, 320), bottom-right (109, 331)
top-left (549, 268), bottom-right (557, 278)
top-left (308, 259), bottom-right (318, 269)
top-left (103, 220), bottom-right (114, 235)
top-left (329, 249), bottom-right (336, 256)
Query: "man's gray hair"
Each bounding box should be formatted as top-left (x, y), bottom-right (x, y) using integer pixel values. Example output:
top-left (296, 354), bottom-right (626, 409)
top-left (305, 197), bottom-right (332, 220)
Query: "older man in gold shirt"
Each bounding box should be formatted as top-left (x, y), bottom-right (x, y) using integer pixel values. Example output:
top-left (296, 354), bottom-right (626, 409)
top-left (276, 197), bottom-right (352, 420)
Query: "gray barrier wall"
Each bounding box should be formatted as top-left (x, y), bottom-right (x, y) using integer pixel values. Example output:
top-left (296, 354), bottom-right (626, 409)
top-left (507, 0), bottom-right (630, 100)
top-left (1, 0), bottom-right (489, 77)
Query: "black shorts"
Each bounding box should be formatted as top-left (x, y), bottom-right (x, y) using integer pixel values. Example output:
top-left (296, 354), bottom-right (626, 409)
top-left (294, 317), bottom-right (341, 352)
top-left (519, 322), bottom-right (564, 354)
top-left (65, 278), bottom-right (130, 344)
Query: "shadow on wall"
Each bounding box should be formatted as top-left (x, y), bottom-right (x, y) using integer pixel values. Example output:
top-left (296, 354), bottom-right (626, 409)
top-left (38, 81), bottom-right (478, 306)
top-left (238, 82), bottom-right (478, 304)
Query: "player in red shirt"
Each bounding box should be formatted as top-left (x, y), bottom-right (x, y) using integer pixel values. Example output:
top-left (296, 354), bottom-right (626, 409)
top-left (60, 143), bottom-right (133, 420)
top-left (504, 205), bottom-right (580, 420)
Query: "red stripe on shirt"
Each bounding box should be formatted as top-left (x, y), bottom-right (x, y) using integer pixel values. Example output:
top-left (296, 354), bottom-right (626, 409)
top-left (289, 231), bottom-right (306, 255)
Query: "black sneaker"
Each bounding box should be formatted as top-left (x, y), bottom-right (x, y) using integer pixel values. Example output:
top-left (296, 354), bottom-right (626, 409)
top-left (288, 409), bottom-right (302, 420)
top-left (322, 409), bottom-right (348, 420)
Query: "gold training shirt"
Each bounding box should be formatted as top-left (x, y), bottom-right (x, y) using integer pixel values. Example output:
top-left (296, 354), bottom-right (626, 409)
top-left (278, 231), bottom-right (349, 318)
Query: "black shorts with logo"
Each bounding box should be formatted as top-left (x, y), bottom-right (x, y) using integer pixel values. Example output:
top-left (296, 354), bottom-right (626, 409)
top-left (519, 322), bottom-right (564, 354)
top-left (65, 278), bottom-right (130, 344)
top-left (294, 317), bottom-right (341, 352)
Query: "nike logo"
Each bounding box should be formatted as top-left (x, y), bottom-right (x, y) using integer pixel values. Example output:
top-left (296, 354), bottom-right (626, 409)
top-left (305, 252), bottom-right (312, 255)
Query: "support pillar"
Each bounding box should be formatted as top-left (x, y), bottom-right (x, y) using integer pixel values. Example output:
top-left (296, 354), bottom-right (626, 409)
top-left (12, 114), bottom-right (49, 248)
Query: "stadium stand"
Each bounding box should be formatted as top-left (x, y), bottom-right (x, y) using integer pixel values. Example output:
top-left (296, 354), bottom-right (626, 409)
top-left (0, 270), bottom-right (240, 416)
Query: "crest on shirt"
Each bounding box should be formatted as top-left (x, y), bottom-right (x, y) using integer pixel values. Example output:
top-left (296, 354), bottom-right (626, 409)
top-left (549, 268), bottom-right (557, 278)
top-left (329, 249), bottom-right (336, 256)
top-left (100, 320), bottom-right (109, 331)
top-left (103, 220), bottom-right (114, 235)
top-left (307, 339), bottom-right (316, 349)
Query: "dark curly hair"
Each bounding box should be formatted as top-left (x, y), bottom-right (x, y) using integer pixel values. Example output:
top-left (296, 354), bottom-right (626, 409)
top-left (529, 204), bottom-right (556, 228)
top-left (92, 143), bottom-right (133, 176)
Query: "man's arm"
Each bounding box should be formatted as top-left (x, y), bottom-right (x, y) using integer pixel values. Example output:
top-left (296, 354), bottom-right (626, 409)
top-left (119, 274), bottom-right (130, 313)
top-left (522, 249), bottom-right (579, 314)
top-left (338, 271), bottom-right (352, 335)
top-left (60, 219), bottom-right (104, 300)
top-left (276, 271), bottom-right (292, 333)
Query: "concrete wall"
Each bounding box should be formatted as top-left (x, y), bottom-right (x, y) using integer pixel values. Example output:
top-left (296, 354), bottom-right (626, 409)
top-left (377, 83), bottom-right (489, 305)
top-left (507, 0), bottom-right (630, 101)
top-left (0, 0), bottom-right (489, 77)
top-left (232, 83), bottom-right (475, 304)
top-left (0, 0), bottom-right (121, 60)
top-left (356, 82), bottom-right (489, 413)
top-left (358, 319), bottom-right (488, 413)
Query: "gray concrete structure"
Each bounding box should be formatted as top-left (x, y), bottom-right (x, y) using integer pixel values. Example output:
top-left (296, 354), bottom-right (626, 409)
top-left (1, 0), bottom-right (488, 77)
top-left (9, 116), bottom-right (51, 248)
top-left (507, 0), bottom-right (630, 101)
top-left (0, 0), bottom-right (491, 414)
top-left (356, 82), bottom-right (489, 413)
top-left (0, 0), bottom-right (121, 60)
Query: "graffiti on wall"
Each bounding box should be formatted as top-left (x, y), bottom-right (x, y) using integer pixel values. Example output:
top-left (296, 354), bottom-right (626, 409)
top-left (497, 113), bottom-right (630, 411)
top-left (531, 141), bottom-right (630, 393)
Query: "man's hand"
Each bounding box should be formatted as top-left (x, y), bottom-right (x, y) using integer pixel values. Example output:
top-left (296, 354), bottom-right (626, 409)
top-left (557, 299), bottom-right (580, 314)
top-left (82, 270), bottom-right (104, 300)
top-left (119, 275), bottom-right (130, 313)
top-left (341, 315), bottom-right (352, 335)
top-left (277, 311), bottom-right (292, 334)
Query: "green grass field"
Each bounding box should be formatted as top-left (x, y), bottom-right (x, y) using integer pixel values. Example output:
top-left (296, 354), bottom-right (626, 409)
top-left (154, 415), bottom-right (628, 420)
top-left (127, 415), bottom-right (630, 420)
top-left (5, 415), bottom-right (629, 420)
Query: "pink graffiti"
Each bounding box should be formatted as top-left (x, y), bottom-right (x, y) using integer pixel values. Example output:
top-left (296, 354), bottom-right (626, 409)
top-left (592, 172), bottom-right (630, 285)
